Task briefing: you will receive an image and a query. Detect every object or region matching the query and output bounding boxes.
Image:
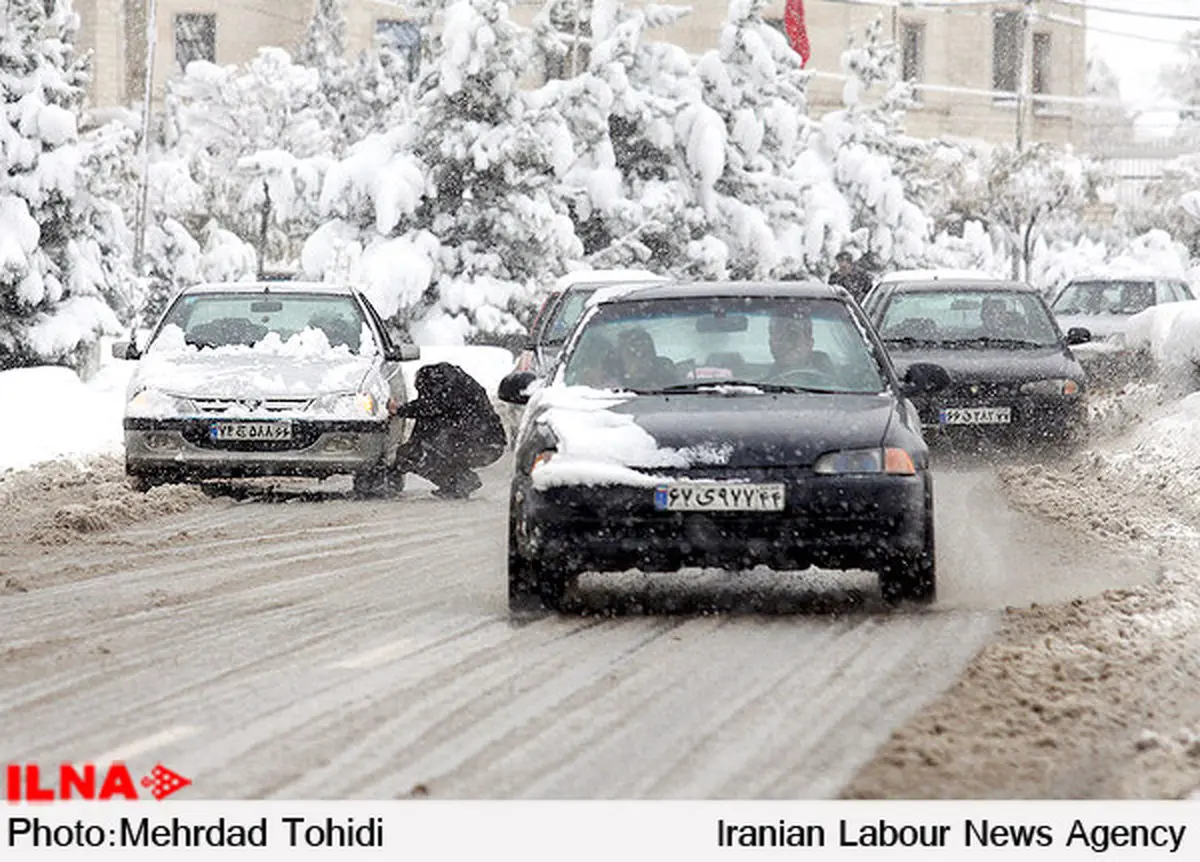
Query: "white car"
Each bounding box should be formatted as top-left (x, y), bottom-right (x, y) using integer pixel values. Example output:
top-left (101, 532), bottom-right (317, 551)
top-left (1049, 275), bottom-right (1195, 380)
top-left (115, 281), bottom-right (419, 494)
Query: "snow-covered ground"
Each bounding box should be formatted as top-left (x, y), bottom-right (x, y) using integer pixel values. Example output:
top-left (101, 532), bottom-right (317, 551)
top-left (0, 341), bottom-right (516, 474)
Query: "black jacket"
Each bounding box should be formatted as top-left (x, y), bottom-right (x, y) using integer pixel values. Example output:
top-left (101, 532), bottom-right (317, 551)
top-left (395, 362), bottom-right (506, 450)
top-left (829, 267), bottom-right (873, 302)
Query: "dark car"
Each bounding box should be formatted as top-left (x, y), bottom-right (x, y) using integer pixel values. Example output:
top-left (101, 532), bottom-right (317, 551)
top-left (511, 270), bottom-right (667, 377)
top-left (864, 279), bottom-right (1090, 445)
top-left (497, 281), bottom-right (951, 613)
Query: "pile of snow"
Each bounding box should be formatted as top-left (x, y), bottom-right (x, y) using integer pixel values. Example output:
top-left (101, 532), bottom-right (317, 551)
top-left (0, 361), bottom-right (134, 473)
top-left (1125, 300), bottom-right (1200, 385)
top-left (527, 386), bottom-right (731, 489)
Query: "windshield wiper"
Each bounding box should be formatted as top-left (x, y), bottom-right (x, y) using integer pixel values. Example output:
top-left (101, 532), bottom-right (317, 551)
top-left (949, 336), bottom-right (1049, 349)
top-left (652, 380), bottom-right (842, 395)
top-left (882, 336), bottom-right (944, 347)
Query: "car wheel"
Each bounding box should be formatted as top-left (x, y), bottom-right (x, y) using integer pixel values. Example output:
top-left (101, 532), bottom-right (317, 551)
top-left (879, 512), bottom-right (936, 605)
top-left (507, 507), bottom-right (567, 613)
top-left (353, 467), bottom-right (399, 498)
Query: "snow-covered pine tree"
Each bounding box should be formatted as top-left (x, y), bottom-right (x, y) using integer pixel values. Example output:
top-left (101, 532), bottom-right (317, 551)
top-left (811, 16), bottom-right (930, 272)
top-left (160, 47), bottom-right (340, 273)
top-left (306, 0), bottom-right (582, 344)
top-left (0, 0), bottom-right (133, 372)
top-left (528, 0), bottom-right (708, 275)
top-left (692, 0), bottom-right (825, 279)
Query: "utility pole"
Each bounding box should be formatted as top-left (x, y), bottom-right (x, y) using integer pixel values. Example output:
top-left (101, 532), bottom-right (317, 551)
top-left (133, 0), bottom-right (159, 279)
top-left (1014, 0), bottom-right (1036, 152)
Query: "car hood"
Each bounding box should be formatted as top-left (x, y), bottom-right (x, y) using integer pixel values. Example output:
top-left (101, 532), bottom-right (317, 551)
top-left (127, 351), bottom-right (382, 419)
top-left (1053, 313), bottom-right (1130, 341)
top-left (886, 344), bottom-right (1084, 384)
top-left (527, 388), bottom-right (897, 481)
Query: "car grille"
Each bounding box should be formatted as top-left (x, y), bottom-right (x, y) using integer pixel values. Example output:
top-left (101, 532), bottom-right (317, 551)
top-left (942, 381), bottom-right (1021, 400)
top-left (179, 420), bottom-right (324, 452)
top-left (188, 396), bottom-right (314, 414)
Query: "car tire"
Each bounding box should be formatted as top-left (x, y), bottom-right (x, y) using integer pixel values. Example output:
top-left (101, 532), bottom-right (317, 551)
top-left (879, 511), bottom-right (936, 605)
top-left (507, 508), bottom-right (567, 613)
top-left (353, 467), bottom-right (401, 498)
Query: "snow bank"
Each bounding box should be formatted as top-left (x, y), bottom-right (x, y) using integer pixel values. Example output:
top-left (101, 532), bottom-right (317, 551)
top-left (1125, 300), bottom-right (1200, 384)
top-left (0, 361), bottom-right (133, 473)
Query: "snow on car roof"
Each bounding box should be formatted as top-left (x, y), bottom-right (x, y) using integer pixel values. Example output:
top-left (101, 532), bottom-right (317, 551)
top-left (886, 279), bottom-right (1037, 294)
top-left (553, 269), bottom-right (668, 291)
top-left (181, 281), bottom-right (360, 295)
top-left (877, 269), bottom-right (999, 284)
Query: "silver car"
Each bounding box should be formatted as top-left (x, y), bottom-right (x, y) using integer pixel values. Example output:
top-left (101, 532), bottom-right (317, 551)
top-left (1049, 275), bottom-right (1194, 382)
top-left (115, 281), bottom-right (419, 494)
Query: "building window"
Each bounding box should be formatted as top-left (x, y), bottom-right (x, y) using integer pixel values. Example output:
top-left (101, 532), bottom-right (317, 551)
top-left (992, 11), bottom-right (1020, 96)
top-left (1032, 32), bottom-right (1051, 94)
top-left (174, 13), bottom-right (216, 73)
top-left (375, 19), bottom-right (421, 82)
top-left (900, 21), bottom-right (925, 98)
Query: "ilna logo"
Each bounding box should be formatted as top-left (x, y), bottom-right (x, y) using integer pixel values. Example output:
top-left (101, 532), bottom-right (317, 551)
top-left (5, 764), bottom-right (191, 802)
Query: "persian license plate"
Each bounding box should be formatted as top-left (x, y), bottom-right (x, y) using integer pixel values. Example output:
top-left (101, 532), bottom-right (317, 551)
top-left (939, 406), bottom-right (1012, 425)
top-left (654, 482), bottom-right (785, 512)
top-left (209, 421), bottom-right (293, 441)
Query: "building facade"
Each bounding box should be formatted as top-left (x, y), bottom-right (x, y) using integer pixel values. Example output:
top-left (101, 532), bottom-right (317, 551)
top-left (74, 0), bottom-right (1088, 147)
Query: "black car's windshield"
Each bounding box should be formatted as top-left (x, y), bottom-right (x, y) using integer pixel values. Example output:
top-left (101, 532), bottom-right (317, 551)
top-left (154, 292), bottom-right (371, 353)
top-left (1052, 280), bottom-right (1154, 315)
top-left (543, 288), bottom-right (600, 344)
top-left (561, 297), bottom-right (887, 394)
top-left (879, 289), bottom-right (1060, 349)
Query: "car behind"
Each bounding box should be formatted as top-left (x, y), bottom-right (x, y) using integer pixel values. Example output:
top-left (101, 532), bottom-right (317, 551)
top-left (498, 281), bottom-right (949, 612)
top-left (866, 279), bottom-right (1089, 447)
top-left (1050, 275), bottom-right (1194, 384)
top-left (118, 281), bottom-right (419, 494)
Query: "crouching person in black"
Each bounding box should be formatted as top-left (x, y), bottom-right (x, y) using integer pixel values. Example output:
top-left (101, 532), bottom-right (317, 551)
top-left (389, 362), bottom-right (507, 499)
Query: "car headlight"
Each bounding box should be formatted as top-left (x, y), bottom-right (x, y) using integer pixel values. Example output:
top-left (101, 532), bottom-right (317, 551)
top-left (813, 447), bottom-right (916, 476)
top-left (311, 392), bottom-right (379, 418)
top-left (1019, 378), bottom-right (1081, 396)
top-left (126, 388), bottom-right (193, 417)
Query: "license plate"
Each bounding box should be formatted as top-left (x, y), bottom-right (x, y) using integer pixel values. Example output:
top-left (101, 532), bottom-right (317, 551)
top-left (209, 421), bottom-right (293, 441)
top-left (939, 406), bottom-right (1012, 425)
top-left (654, 482), bottom-right (785, 512)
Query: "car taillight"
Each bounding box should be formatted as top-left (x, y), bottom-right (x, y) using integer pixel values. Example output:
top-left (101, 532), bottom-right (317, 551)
top-left (515, 350), bottom-right (536, 372)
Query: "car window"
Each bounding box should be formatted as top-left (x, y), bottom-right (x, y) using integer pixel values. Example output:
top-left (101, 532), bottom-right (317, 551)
top-left (1052, 281), bottom-right (1154, 315)
top-left (879, 290), bottom-right (1060, 347)
top-left (1160, 280), bottom-right (1191, 303)
top-left (154, 293), bottom-right (371, 353)
top-left (1179, 282), bottom-right (1196, 301)
top-left (560, 297), bottom-right (887, 394)
top-left (543, 288), bottom-right (599, 344)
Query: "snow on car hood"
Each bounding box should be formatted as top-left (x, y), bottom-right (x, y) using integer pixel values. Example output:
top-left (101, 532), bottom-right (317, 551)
top-left (127, 325), bottom-right (386, 419)
top-left (526, 386), bottom-right (732, 490)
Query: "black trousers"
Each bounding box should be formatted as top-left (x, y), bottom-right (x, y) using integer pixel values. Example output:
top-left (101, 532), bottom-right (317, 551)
top-left (393, 428), bottom-right (504, 491)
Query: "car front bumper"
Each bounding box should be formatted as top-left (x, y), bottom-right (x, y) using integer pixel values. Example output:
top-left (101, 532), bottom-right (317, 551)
top-left (512, 470), bottom-right (931, 575)
top-left (123, 417), bottom-right (389, 480)
top-left (913, 393), bottom-right (1087, 441)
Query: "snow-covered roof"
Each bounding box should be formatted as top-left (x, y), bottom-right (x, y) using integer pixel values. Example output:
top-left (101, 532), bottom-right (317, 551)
top-left (181, 281), bottom-right (359, 296)
top-left (553, 269), bottom-right (668, 291)
top-left (877, 269), bottom-right (998, 285)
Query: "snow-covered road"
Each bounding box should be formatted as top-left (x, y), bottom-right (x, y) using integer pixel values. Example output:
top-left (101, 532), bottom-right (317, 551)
top-left (0, 455), bottom-right (1156, 799)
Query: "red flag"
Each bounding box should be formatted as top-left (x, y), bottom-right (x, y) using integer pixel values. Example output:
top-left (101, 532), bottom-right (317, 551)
top-left (784, 0), bottom-right (811, 68)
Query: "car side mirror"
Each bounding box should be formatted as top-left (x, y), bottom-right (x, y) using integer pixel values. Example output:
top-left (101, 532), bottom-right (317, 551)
top-left (498, 371), bottom-right (539, 405)
top-left (386, 344), bottom-right (421, 361)
top-left (901, 362), bottom-right (951, 395)
top-left (112, 340), bottom-right (139, 360)
top-left (1065, 327), bottom-right (1091, 346)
